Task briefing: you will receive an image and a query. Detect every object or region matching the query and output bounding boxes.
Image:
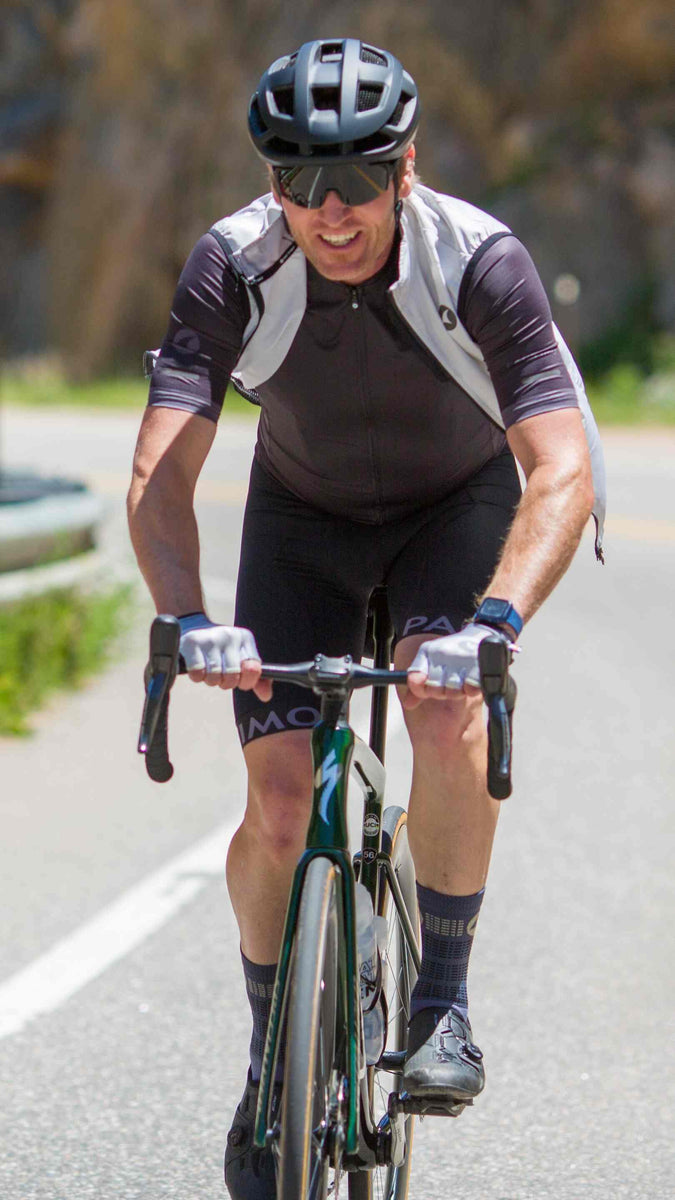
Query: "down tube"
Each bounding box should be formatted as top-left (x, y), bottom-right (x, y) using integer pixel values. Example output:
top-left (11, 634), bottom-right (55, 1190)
top-left (308, 720), bottom-right (362, 1154)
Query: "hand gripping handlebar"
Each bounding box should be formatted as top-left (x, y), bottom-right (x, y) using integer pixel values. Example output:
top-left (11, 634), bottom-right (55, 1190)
top-left (138, 615), bottom-right (517, 797)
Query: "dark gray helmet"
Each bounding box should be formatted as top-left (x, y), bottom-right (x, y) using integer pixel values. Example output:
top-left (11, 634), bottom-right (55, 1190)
top-left (248, 38), bottom-right (420, 166)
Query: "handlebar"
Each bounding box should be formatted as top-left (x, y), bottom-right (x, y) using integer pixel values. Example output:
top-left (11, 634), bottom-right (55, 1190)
top-left (138, 615), bottom-right (517, 798)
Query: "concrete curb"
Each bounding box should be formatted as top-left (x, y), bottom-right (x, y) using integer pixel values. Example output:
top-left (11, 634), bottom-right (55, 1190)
top-left (0, 490), bottom-right (106, 573)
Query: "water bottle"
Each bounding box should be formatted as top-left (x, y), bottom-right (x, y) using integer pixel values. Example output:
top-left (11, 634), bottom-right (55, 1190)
top-left (355, 882), bottom-right (388, 1065)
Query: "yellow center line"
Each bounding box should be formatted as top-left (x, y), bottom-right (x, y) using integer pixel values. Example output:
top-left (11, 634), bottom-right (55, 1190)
top-left (603, 515), bottom-right (675, 543)
top-left (88, 473), bottom-right (248, 505)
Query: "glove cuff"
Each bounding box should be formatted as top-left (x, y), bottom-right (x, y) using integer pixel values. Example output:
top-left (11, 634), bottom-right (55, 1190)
top-left (177, 611), bottom-right (213, 635)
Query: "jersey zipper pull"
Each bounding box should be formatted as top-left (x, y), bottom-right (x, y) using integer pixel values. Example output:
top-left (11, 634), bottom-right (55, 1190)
top-left (350, 287), bottom-right (360, 310)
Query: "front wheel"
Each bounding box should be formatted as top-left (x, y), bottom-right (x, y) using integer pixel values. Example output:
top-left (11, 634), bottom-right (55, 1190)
top-left (349, 805), bottom-right (420, 1200)
top-left (277, 856), bottom-right (344, 1200)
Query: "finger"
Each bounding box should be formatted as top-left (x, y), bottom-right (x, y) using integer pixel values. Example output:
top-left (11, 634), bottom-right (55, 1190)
top-left (237, 659), bottom-right (263, 692)
top-left (462, 680), bottom-right (482, 697)
top-left (405, 672), bottom-right (448, 705)
top-left (188, 667), bottom-right (206, 683)
top-left (406, 670), bottom-right (429, 697)
top-left (254, 679), bottom-right (273, 703)
top-left (216, 672), bottom-right (239, 691)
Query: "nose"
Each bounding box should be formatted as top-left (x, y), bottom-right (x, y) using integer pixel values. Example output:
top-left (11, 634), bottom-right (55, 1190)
top-left (317, 190), bottom-right (351, 223)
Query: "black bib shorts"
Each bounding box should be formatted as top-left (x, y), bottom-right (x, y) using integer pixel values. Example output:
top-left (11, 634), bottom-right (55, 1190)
top-left (233, 449), bottom-right (521, 747)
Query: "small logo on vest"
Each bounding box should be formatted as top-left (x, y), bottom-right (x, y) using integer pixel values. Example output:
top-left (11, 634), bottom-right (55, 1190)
top-left (438, 305), bottom-right (457, 331)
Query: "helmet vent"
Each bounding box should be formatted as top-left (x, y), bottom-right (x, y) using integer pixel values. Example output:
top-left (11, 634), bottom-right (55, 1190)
top-left (312, 86), bottom-right (340, 112)
top-left (357, 85), bottom-right (383, 113)
top-left (321, 43), bottom-right (344, 62)
top-left (273, 87), bottom-right (295, 116)
top-left (360, 47), bottom-right (387, 66)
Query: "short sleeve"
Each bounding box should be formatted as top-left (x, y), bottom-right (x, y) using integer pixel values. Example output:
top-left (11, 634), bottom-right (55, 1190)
top-left (458, 234), bottom-right (579, 428)
top-left (148, 231), bottom-right (251, 423)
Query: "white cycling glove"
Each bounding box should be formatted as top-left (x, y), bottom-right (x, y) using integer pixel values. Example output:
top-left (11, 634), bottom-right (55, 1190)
top-left (408, 624), bottom-right (506, 690)
top-left (178, 612), bottom-right (261, 676)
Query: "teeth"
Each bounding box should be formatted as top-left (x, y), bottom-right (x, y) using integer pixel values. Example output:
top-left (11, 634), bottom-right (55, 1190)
top-left (320, 234), bottom-right (357, 245)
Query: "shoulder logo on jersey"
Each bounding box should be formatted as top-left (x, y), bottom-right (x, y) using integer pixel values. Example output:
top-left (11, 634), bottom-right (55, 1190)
top-left (173, 328), bottom-right (201, 361)
top-left (438, 305), bottom-right (457, 331)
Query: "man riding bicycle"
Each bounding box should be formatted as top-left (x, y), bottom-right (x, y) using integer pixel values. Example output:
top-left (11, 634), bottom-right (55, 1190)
top-left (127, 38), bottom-right (605, 1200)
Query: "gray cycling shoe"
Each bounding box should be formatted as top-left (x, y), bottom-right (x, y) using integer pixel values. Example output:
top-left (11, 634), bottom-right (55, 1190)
top-left (224, 1071), bottom-right (280, 1199)
top-left (402, 1006), bottom-right (485, 1104)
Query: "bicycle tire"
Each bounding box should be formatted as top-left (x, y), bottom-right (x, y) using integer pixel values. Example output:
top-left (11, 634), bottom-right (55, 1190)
top-left (349, 805), bottom-right (420, 1200)
top-left (277, 856), bottom-right (344, 1200)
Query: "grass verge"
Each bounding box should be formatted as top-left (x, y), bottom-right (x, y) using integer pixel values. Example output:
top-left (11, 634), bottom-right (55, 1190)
top-left (0, 584), bottom-right (132, 735)
top-left (585, 342), bottom-right (675, 426)
top-left (0, 371), bottom-right (257, 416)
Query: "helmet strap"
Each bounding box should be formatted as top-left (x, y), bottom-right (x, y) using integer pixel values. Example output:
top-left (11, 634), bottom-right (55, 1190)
top-left (394, 175), bottom-right (403, 228)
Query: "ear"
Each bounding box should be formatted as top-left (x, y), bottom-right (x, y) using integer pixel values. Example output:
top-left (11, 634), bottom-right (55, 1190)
top-left (398, 146), bottom-right (416, 200)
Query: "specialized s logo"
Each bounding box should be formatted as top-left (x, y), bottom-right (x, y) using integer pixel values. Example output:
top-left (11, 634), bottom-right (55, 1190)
top-left (315, 750), bottom-right (344, 823)
top-left (438, 305), bottom-right (457, 331)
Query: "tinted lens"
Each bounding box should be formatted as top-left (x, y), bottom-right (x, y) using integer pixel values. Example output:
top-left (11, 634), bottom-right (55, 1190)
top-left (275, 162), bottom-right (396, 208)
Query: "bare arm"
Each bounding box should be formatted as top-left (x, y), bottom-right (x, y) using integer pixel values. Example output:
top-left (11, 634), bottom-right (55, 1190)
top-left (127, 405), bottom-right (270, 699)
top-left (485, 407), bottom-right (595, 627)
top-left (127, 406), bottom-right (216, 614)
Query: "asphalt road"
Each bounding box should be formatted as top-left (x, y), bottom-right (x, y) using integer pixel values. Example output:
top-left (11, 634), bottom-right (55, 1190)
top-left (1, 407), bottom-right (674, 1200)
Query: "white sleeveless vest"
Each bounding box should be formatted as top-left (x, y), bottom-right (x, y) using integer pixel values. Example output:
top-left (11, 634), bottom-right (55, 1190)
top-left (211, 185), bottom-right (606, 557)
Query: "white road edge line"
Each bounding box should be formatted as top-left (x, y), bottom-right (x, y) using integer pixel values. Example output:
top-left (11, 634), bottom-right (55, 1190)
top-left (0, 690), bottom-right (405, 1042)
top-left (0, 820), bottom-right (238, 1041)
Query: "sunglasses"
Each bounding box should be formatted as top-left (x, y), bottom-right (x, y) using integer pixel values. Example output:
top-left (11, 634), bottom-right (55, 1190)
top-left (274, 161), bottom-right (398, 209)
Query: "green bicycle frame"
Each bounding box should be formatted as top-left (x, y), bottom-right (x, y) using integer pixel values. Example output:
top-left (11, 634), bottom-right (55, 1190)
top-left (254, 711), bottom-right (387, 1156)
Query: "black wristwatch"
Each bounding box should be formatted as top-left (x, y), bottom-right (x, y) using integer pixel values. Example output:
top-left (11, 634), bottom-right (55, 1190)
top-left (472, 597), bottom-right (523, 641)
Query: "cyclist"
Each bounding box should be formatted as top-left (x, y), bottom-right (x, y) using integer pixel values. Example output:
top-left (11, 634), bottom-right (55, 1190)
top-left (128, 37), bottom-right (605, 1199)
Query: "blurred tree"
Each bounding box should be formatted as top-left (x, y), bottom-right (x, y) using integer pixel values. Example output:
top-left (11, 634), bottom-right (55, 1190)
top-left (0, 0), bottom-right (672, 377)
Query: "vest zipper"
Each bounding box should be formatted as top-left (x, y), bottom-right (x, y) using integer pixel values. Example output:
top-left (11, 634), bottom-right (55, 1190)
top-left (351, 288), bottom-right (383, 521)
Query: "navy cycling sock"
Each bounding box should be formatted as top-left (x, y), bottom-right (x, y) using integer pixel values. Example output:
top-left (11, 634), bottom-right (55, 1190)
top-left (241, 952), bottom-right (283, 1082)
top-left (410, 884), bottom-right (484, 1020)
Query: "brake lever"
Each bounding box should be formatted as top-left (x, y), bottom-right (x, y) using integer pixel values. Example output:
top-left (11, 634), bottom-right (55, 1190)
top-left (138, 615), bottom-right (181, 782)
top-left (478, 635), bottom-right (517, 800)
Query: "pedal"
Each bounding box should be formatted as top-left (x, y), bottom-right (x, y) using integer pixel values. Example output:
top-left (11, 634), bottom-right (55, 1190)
top-left (388, 1091), bottom-right (471, 1119)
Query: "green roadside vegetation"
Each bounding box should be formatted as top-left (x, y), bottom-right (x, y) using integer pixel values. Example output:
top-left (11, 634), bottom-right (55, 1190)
top-left (0, 584), bottom-right (132, 735)
top-left (0, 372), bottom-right (257, 417)
top-left (581, 331), bottom-right (675, 427)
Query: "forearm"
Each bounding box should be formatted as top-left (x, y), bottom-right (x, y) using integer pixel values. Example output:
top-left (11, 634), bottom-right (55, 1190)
top-left (127, 474), bottom-right (205, 615)
top-left (482, 457), bottom-right (593, 625)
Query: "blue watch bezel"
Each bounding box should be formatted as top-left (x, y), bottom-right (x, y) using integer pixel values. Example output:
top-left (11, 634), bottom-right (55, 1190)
top-left (473, 597), bottom-right (523, 639)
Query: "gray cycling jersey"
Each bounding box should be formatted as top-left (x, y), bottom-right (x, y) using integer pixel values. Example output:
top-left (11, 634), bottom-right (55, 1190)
top-left (148, 185), bottom-right (605, 552)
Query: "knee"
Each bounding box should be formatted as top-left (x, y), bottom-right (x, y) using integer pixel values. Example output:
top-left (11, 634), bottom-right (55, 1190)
top-left (405, 692), bottom-right (485, 764)
top-left (243, 735), bottom-right (314, 866)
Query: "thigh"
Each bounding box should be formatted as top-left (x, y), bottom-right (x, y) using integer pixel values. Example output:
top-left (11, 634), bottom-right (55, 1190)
top-left (385, 447), bottom-right (521, 642)
top-left (233, 459), bottom-right (380, 747)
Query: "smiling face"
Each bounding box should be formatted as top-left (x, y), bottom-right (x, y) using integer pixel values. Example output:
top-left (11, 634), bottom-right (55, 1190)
top-left (273, 150), bottom-right (415, 286)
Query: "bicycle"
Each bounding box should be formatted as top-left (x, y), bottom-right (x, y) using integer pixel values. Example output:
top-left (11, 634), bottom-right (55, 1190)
top-left (138, 588), bottom-right (516, 1199)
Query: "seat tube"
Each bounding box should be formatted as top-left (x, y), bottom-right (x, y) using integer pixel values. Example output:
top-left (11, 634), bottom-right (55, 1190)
top-left (368, 587), bottom-right (394, 763)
